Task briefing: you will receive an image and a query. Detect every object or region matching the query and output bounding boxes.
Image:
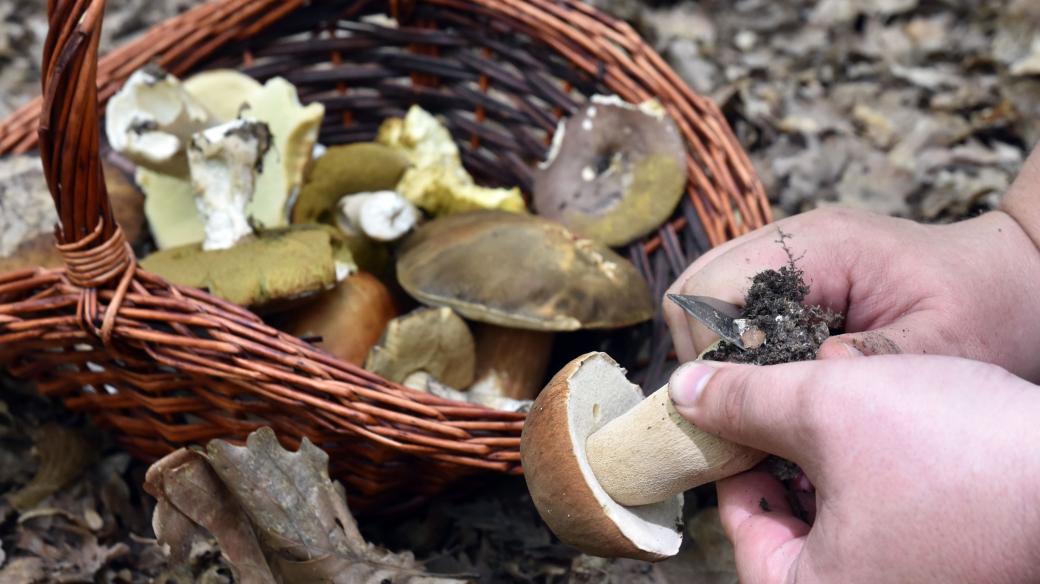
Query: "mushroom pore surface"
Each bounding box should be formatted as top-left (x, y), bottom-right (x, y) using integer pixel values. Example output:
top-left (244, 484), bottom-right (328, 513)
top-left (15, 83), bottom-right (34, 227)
top-left (521, 352), bottom-right (682, 560)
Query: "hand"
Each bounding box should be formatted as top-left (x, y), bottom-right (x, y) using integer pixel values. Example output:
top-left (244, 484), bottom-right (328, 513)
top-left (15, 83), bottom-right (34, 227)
top-left (668, 356), bottom-right (1040, 584)
top-left (663, 207), bottom-right (1040, 382)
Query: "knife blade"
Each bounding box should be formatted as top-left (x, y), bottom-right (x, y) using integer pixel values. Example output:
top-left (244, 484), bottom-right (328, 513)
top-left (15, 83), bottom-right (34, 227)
top-left (667, 294), bottom-right (748, 350)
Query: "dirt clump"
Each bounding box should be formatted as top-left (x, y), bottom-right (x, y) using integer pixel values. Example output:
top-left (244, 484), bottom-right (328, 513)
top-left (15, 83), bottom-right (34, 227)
top-left (702, 232), bottom-right (842, 365)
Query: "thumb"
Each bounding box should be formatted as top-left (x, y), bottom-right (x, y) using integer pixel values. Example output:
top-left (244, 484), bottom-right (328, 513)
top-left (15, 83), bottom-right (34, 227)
top-left (668, 360), bottom-right (828, 466)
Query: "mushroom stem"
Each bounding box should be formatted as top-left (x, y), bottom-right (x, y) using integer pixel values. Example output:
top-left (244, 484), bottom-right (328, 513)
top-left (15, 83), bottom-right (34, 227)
top-left (470, 325), bottom-right (554, 400)
top-left (585, 384), bottom-right (766, 507)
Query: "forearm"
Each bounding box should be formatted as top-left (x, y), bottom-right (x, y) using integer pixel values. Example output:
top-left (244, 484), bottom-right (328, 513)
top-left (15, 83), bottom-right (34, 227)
top-left (1000, 143), bottom-right (1040, 254)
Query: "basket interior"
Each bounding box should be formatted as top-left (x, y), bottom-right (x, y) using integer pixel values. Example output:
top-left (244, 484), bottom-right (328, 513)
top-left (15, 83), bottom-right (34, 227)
top-left (149, 0), bottom-right (721, 387)
top-left (1, 0), bottom-right (768, 514)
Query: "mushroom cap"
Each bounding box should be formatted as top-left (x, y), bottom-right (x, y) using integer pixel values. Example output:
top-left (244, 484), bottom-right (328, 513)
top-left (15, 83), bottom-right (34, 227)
top-left (364, 307), bottom-right (477, 389)
top-left (521, 352), bottom-right (683, 561)
top-left (396, 211), bottom-right (653, 331)
top-left (140, 225), bottom-right (342, 307)
top-left (291, 143), bottom-right (410, 225)
top-left (533, 98), bottom-right (687, 247)
top-left (288, 272), bottom-right (398, 366)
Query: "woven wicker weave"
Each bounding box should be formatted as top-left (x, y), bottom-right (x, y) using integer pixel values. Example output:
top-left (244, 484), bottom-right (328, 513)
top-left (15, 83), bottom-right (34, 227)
top-left (0, 0), bottom-right (769, 512)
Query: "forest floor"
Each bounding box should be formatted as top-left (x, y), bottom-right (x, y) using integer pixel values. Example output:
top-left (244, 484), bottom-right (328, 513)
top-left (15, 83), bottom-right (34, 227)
top-left (1, 0), bottom-right (1038, 582)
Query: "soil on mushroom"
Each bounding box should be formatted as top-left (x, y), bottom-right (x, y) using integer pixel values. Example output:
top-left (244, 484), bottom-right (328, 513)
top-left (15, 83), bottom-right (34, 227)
top-left (702, 231), bottom-right (843, 365)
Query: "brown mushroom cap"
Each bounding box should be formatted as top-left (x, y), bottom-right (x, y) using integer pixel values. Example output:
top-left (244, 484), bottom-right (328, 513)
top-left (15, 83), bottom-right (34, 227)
top-left (532, 98), bottom-right (687, 247)
top-left (288, 272), bottom-right (398, 366)
top-left (395, 210), bottom-right (653, 331)
top-left (521, 352), bottom-right (683, 561)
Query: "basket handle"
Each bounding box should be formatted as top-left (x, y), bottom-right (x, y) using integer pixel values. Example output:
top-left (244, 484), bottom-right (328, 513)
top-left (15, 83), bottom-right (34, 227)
top-left (39, 0), bottom-right (132, 287)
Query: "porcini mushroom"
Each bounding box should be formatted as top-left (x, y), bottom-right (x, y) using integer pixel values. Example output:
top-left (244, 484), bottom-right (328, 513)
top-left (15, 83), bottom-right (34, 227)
top-left (364, 307), bottom-right (476, 389)
top-left (533, 96), bottom-right (687, 247)
top-left (520, 352), bottom-right (765, 561)
top-left (182, 69), bottom-right (263, 122)
top-left (396, 210), bottom-right (653, 400)
top-left (134, 74), bottom-right (324, 249)
top-left (291, 143), bottom-right (410, 226)
top-left (140, 225), bottom-right (350, 308)
top-left (187, 119), bottom-right (272, 250)
top-left (287, 272), bottom-right (397, 366)
top-left (105, 66), bottom-right (215, 177)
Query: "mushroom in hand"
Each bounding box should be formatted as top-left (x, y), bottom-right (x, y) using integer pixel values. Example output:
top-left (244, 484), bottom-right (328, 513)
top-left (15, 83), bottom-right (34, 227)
top-left (520, 352), bottom-right (764, 561)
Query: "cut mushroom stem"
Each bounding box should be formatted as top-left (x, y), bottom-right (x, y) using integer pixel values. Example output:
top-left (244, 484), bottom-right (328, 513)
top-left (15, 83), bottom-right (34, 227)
top-left (584, 379), bottom-right (765, 506)
top-left (469, 325), bottom-right (554, 401)
top-left (336, 191), bottom-right (420, 242)
top-left (520, 352), bottom-right (765, 561)
top-left (188, 119), bottom-right (272, 251)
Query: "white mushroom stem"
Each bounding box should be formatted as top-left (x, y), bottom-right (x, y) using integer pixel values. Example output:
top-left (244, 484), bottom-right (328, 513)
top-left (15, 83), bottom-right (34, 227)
top-left (188, 119), bottom-right (271, 251)
top-left (336, 191), bottom-right (420, 242)
top-left (468, 325), bottom-right (554, 401)
top-left (585, 383), bottom-right (766, 507)
top-left (105, 67), bottom-right (214, 177)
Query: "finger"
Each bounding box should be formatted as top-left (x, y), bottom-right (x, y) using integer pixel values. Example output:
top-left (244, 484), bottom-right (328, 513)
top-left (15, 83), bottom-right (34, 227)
top-left (664, 229), bottom-right (769, 361)
top-left (718, 471), bottom-right (808, 584)
top-left (665, 213), bottom-right (869, 358)
top-left (821, 309), bottom-right (953, 357)
top-left (668, 360), bottom-right (828, 464)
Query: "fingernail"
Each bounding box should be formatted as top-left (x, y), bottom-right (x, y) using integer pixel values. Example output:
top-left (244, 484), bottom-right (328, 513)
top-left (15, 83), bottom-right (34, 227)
top-left (840, 341), bottom-right (864, 357)
top-left (669, 362), bottom-right (716, 407)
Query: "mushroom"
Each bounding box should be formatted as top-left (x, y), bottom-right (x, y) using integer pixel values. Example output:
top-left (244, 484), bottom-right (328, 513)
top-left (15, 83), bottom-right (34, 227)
top-left (404, 371), bottom-right (530, 413)
top-left (105, 66), bottom-right (215, 177)
top-left (520, 352), bottom-right (765, 561)
top-left (291, 143), bottom-right (410, 226)
top-left (182, 70), bottom-right (263, 122)
top-left (134, 75), bottom-right (324, 249)
top-left (287, 272), bottom-right (397, 366)
top-left (187, 119), bottom-right (272, 250)
top-left (533, 95), bottom-right (688, 247)
top-left (396, 210), bottom-right (653, 400)
top-left (364, 307), bottom-right (476, 389)
top-left (238, 77), bottom-right (325, 230)
top-left (376, 105), bottom-right (526, 216)
top-left (140, 225), bottom-right (350, 308)
top-left (336, 191), bottom-right (420, 242)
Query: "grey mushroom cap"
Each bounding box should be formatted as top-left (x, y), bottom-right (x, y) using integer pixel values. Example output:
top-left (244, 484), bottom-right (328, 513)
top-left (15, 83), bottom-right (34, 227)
top-left (533, 98), bottom-right (687, 247)
top-left (395, 210), bottom-right (654, 332)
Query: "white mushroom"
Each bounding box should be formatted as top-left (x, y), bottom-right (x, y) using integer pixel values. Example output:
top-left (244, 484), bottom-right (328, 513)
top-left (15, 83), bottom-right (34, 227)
top-left (105, 67), bottom-right (214, 177)
top-left (335, 191), bottom-right (420, 242)
top-left (187, 119), bottom-right (272, 250)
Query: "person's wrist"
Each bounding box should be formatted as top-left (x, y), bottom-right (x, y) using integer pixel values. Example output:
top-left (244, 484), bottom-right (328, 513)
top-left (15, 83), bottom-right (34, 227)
top-left (999, 144), bottom-right (1040, 255)
top-left (944, 210), bottom-right (1040, 381)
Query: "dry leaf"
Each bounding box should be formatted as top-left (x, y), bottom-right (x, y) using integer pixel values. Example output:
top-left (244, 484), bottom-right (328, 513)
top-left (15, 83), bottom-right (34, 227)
top-left (146, 427), bottom-right (470, 584)
top-left (6, 424), bottom-right (93, 513)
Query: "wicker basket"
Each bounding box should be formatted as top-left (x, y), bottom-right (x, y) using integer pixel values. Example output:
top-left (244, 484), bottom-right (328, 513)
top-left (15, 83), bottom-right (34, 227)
top-left (0, 0), bottom-right (769, 513)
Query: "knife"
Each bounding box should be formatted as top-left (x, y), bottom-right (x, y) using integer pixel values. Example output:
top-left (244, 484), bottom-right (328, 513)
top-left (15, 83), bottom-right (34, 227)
top-left (667, 294), bottom-right (750, 350)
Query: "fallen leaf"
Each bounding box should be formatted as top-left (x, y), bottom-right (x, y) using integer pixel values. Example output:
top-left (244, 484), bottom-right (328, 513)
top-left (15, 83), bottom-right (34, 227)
top-left (6, 424), bottom-right (93, 513)
top-left (146, 427), bottom-right (470, 584)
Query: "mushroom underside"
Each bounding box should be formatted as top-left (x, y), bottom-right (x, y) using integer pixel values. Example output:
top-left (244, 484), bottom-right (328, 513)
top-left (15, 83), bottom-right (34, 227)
top-left (522, 353), bottom-right (682, 561)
